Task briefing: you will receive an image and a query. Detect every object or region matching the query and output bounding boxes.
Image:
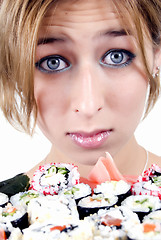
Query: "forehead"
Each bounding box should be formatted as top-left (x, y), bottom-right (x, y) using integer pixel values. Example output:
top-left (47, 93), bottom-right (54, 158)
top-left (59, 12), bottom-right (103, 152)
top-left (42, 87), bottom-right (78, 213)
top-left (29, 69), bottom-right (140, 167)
top-left (45, 0), bottom-right (117, 20)
top-left (40, 0), bottom-right (128, 35)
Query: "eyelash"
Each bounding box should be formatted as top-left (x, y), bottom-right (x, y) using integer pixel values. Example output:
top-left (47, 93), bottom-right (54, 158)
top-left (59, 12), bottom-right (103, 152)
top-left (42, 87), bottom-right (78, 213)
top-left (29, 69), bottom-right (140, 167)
top-left (35, 49), bottom-right (136, 73)
top-left (35, 55), bottom-right (71, 74)
top-left (100, 49), bottom-right (136, 68)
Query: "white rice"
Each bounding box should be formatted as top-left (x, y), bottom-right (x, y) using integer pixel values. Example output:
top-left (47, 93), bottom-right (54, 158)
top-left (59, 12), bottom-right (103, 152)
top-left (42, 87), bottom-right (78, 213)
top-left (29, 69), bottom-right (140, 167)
top-left (27, 194), bottom-right (79, 225)
top-left (121, 195), bottom-right (161, 212)
top-left (94, 180), bottom-right (131, 196)
top-left (78, 194), bottom-right (118, 208)
top-left (0, 192), bottom-right (8, 206)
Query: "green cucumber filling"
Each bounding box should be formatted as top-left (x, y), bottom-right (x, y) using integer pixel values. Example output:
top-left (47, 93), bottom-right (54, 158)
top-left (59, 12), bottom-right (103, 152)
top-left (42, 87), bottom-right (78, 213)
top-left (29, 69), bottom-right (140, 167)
top-left (64, 187), bottom-right (79, 195)
top-left (152, 176), bottom-right (161, 187)
top-left (92, 194), bottom-right (110, 202)
top-left (46, 166), bottom-right (70, 178)
top-left (135, 198), bottom-right (148, 205)
top-left (20, 192), bottom-right (39, 205)
top-left (134, 198), bottom-right (154, 210)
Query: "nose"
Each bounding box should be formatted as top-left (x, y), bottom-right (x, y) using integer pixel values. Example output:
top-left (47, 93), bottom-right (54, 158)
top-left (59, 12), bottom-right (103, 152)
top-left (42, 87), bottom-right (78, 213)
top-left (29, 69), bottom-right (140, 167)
top-left (71, 63), bottom-right (104, 118)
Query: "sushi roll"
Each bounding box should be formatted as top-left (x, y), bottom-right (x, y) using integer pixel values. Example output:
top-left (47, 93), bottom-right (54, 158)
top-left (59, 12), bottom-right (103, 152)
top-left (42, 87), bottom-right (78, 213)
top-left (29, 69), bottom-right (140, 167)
top-left (131, 181), bottom-right (161, 198)
top-left (87, 206), bottom-right (139, 239)
top-left (30, 163), bottom-right (80, 195)
top-left (0, 222), bottom-right (22, 240)
top-left (0, 202), bottom-right (29, 230)
top-left (121, 195), bottom-right (161, 221)
top-left (60, 183), bottom-right (92, 204)
top-left (27, 194), bottom-right (79, 225)
top-left (143, 210), bottom-right (161, 224)
top-left (22, 218), bottom-right (94, 240)
top-left (97, 206), bottom-right (140, 228)
top-left (94, 180), bottom-right (131, 204)
top-left (0, 222), bottom-right (12, 239)
top-left (0, 193), bottom-right (9, 208)
top-left (126, 222), bottom-right (161, 240)
top-left (8, 226), bottom-right (22, 240)
top-left (10, 190), bottom-right (42, 210)
top-left (132, 164), bottom-right (161, 199)
top-left (93, 227), bottom-right (127, 240)
top-left (0, 174), bottom-right (30, 197)
top-left (77, 193), bottom-right (118, 219)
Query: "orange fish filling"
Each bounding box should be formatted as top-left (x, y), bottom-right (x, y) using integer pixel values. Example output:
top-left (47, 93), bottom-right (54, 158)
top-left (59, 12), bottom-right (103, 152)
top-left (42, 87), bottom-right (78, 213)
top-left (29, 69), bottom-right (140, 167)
top-left (101, 215), bottom-right (122, 227)
top-left (143, 223), bottom-right (156, 233)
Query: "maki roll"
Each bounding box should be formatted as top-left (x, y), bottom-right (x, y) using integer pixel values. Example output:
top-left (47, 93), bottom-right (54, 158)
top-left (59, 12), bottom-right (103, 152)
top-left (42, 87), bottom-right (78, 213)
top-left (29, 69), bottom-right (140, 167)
top-left (126, 222), bottom-right (161, 240)
top-left (27, 194), bottom-right (79, 225)
top-left (60, 183), bottom-right (92, 204)
top-left (121, 195), bottom-right (161, 221)
top-left (0, 174), bottom-right (30, 197)
top-left (94, 180), bottom-right (131, 204)
top-left (0, 193), bottom-right (9, 208)
top-left (77, 194), bottom-right (118, 219)
top-left (89, 206), bottom-right (139, 239)
top-left (31, 163), bottom-right (80, 195)
top-left (0, 222), bottom-right (22, 240)
top-left (0, 203), bottom-right (29, 230)
top-left (143, 210), bottom-right (161, 224)
top-left (85, 206), bottom-right (138, 240)
top-left (0, 222), bottom-right (11, 239)
top-left (22, 218), bottom-right (94, 240)
top-left (10, 190), bottom-right (42, 210)
top-left (132, 164), bottom-right (161, 199)
top-left (97, 206), bottom-right (140, 228)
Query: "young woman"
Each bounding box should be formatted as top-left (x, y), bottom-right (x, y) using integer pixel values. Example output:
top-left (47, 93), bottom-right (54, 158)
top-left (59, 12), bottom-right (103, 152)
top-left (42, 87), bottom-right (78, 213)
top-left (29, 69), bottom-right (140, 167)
top-left (0, 0), bottom-right (161, 183)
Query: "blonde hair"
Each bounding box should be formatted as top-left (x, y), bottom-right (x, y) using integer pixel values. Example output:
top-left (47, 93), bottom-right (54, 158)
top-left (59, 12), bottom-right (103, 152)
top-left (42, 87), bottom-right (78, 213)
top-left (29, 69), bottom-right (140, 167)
top-left (0, 0), bottom-right (161, 134)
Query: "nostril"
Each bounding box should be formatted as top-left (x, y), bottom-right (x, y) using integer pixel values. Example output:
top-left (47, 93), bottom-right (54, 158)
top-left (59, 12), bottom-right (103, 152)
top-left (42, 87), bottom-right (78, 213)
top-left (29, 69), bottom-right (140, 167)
top-left (74, 107), bottom-right (102, 113)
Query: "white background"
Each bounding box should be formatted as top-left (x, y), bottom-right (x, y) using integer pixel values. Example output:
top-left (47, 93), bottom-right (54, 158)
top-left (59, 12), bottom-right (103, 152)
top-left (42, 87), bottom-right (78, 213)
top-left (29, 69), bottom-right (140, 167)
top-left (0, 97), bottom-right (161, 181)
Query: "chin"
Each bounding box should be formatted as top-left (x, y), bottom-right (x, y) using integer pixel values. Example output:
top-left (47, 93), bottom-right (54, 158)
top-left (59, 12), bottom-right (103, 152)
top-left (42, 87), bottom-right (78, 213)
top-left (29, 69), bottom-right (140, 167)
top-left (69, 149), bottom-right (107, 166)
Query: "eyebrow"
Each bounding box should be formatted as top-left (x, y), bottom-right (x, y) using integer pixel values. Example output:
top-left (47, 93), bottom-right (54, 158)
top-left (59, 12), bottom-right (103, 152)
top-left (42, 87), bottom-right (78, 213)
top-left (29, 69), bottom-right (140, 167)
top-left (37, 29), bottom-right (131, 46)
top-left (37, 37), bottom-right (65, 46)
top-left (102, 29), bottom-right (130, 37)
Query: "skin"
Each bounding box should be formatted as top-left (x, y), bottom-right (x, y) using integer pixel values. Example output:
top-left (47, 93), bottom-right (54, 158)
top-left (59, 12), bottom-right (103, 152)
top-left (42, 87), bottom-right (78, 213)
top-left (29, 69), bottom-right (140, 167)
top-left (28, 0), bottom-right (161, 179)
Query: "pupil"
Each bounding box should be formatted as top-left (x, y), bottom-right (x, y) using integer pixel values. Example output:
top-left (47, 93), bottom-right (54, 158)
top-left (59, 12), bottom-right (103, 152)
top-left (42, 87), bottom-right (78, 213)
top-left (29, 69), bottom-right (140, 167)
top-left (111, 52), bottom-right (123, 64)
top-left (47, 58), bottom-right (60, 69)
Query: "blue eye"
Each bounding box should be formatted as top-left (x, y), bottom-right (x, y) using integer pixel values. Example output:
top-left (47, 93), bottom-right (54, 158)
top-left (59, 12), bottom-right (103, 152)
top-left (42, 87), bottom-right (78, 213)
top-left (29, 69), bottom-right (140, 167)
top-left (100, 49), bottom-right (136, 68)
top-left (35, 55), bottom-right (70, 73)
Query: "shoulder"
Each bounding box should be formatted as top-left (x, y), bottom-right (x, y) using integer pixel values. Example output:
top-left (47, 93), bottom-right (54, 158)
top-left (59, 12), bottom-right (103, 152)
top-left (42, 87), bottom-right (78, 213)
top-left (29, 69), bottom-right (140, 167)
top-left (26, 159), bottom-right (45, 181)
top-left (148, 151), bottom-right (161, 168)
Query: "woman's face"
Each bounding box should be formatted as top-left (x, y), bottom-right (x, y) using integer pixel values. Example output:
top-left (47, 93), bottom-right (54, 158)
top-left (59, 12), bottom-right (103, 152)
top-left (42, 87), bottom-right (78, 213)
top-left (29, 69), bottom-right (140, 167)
top-left (34, 0), bottom-right (155, 165)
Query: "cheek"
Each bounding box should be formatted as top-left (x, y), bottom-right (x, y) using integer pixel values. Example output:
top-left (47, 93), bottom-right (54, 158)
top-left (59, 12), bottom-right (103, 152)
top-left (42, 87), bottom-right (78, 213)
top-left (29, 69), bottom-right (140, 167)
top-left (34, 75), bottom-right (69, 126)
top-left (111, 78), bottom-right (148, 125)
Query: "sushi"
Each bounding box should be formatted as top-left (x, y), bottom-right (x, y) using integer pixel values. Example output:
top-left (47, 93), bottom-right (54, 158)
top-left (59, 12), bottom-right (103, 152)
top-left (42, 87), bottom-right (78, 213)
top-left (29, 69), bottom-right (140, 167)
top-left (0, 193), bottom-right (9, 208)
top-left (132, 164), bottom-right (161, 199)
top-left (0, 202), bottom-right (29, 230)
top-left (30, 163), bottom-right (80, 195)
top-left (0, 174), bottom-right (30, 197)
top-left (22, 218), bottom-right (94, 240)
top-left (126, 222), bottom-right (161, 240)
top-left (94, 180), bottom-right (131, 204)
top-left (10, 190), bottom-right (42, 210)
top-left (27, 194), bottom-right (79, 225)
top-left (0, 222), bottom-right (22, 240)
top-left (121, 195), bottom-right (161, 221)
top-left (1, 163), bottom-right (161, 239)
top-left (60, 183), bottom-right (92, 204)
top-left (84, 206), bottom-right (139, 240)
top-left (77, 194), bottom-right (118, 219)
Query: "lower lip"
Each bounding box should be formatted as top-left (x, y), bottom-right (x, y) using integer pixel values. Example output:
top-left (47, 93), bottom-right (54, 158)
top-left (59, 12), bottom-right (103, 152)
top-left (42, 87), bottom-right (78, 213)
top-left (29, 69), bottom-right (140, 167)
top-left (68, 130), bottom-right (111, 149)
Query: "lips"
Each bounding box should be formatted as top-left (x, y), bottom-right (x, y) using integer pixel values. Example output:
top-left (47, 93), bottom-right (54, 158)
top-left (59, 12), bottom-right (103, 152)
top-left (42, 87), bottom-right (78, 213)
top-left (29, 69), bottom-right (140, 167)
top-left (67, 129), bottom-right (112, 148)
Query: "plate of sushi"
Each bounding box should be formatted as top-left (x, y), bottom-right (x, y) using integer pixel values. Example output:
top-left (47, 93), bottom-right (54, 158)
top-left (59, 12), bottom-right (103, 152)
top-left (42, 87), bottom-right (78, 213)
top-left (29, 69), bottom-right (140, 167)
top-left (0, 163), bottom-right (161, 239)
